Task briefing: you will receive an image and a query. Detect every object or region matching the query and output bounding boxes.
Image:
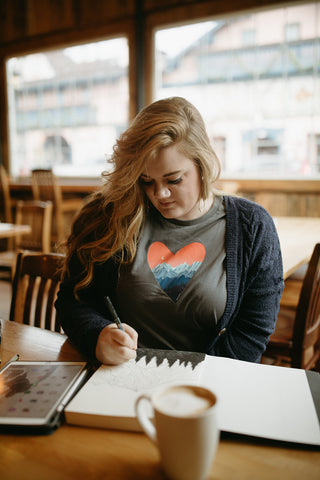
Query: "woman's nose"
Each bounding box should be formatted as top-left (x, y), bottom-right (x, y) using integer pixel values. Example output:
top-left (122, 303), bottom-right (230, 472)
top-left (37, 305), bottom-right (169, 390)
top-left (154, 183), bottom-right (170, 198)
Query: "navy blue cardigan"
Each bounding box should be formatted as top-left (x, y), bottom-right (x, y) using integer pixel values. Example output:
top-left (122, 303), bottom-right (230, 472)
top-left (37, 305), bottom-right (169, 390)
top-left (55, 196), bottom-right (284, 362)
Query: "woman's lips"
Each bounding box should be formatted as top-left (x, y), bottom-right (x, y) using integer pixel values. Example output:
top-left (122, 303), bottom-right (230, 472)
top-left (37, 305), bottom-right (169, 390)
top-left (159, 201), bottom-right (175, 207)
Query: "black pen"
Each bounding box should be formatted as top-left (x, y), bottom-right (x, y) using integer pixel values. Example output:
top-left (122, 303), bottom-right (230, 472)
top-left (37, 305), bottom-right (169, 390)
top-left (104, 296), bottom-right (175, 350)
top-left (104, 296), bottom-right (124, 331)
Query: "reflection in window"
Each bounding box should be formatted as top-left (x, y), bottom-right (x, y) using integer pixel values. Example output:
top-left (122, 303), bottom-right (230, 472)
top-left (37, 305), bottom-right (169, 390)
top-left (7, 38), bottom-right (129, 177)
top-left (154, 2), bottom-right (320, 178)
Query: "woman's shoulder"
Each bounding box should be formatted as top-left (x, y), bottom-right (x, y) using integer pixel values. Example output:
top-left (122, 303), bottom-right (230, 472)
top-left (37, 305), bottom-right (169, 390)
top-left (224, 194), bottom-right (272, 221)
top-left (223, 195), bottom-right (277, 241)
top-left (223, 196), bottom-right (281, 261)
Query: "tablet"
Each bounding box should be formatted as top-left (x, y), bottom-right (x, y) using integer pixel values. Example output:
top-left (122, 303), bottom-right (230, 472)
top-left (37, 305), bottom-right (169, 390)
top-left (0, 360), bottom-right (88, 432)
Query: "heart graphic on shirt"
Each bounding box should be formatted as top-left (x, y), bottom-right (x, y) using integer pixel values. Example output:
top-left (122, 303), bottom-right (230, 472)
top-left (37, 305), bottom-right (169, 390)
top-left (147, 242), bottom-right (206, 301)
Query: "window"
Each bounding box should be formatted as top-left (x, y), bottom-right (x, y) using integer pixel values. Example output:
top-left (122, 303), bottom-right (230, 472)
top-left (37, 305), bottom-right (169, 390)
top-left (242, 29), bottom-right (256, 46)
top-left (6, 37), bottom-right (129, 177)
top-left (308, 133), bottom-right (320, 172)
top-left (211, 136), bottom-right (226, 169)
top-left (285, 23), bottom-right (300, 42)
top-left (154, 2), bottom-right (320, 179)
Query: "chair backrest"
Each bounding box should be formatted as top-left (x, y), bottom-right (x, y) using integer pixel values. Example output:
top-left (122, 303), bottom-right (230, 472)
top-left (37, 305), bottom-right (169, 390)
top-left (292, 243), bottom-right (320, 369)
top-left (10, 251), bottom-right (64, 332)
top-left (0, 165), bottom-right (13, 223)
top-left (31, 168), bottom-right (64, 243)
top-left (15, 200), bottom-right (53, 252)
top-left (31, 168), bottom-right (63, 204)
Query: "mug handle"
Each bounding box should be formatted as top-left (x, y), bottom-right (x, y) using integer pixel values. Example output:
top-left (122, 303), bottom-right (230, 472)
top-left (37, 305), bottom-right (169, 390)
top-left (135, 393), bottom-right (157, 444)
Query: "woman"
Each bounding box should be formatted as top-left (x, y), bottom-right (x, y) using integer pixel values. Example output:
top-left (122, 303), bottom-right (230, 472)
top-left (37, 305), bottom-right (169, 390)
top-left (55, 97), bottom-right (284, 365)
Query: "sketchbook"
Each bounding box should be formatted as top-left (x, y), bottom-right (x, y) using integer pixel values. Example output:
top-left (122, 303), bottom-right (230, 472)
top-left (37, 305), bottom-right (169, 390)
top-left (64, 348), bottom-right (320, 446)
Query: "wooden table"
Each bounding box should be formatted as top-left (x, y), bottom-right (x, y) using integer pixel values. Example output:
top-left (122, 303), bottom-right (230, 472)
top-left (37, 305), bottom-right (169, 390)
top-left (275, 216), bottom-right (320, 279)
top-left (0, 320), bottom-right (319, 480)
top-left (0, 223), bottom-right (31, 239)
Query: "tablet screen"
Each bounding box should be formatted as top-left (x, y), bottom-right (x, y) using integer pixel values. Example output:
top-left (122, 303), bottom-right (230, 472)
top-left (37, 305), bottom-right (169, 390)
top-left (0, 361), bottom-right (87, 426)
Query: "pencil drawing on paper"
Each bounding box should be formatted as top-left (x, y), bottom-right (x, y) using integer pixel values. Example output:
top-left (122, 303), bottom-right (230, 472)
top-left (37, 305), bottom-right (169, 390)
top-left (92, 348), bottom-right (206, 392)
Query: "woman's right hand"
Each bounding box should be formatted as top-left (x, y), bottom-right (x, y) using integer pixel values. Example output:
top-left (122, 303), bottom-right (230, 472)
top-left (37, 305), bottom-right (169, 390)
top-left (95, 323), bottom-right (138, 365)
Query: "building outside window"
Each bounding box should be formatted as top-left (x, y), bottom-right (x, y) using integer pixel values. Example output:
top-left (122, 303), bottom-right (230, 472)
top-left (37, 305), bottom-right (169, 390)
top-left (6, 37), bottom-right (129, 177)
top-left (154, 2), bottom-right (320, 179)
top-left (285, 23), bottom-right (300, 41)
top-left (308, 133), bottom-right (320, 172)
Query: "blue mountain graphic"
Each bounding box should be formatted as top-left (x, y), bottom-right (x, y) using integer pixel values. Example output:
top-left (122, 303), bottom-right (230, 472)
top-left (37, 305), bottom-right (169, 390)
top-left (152, 261), bottom-right (202, 301)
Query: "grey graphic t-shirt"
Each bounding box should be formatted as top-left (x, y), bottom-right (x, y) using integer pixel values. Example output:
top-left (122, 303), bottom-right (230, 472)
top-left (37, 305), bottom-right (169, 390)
top-left (117, 196), bottom-right (227, 352)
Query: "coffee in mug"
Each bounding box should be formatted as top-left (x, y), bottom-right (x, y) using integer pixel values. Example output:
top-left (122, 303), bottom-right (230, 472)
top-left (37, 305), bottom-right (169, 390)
top-left (135, 384), bottom-right (219, 480)
top-left (155, 384), bottom-right (215, 416)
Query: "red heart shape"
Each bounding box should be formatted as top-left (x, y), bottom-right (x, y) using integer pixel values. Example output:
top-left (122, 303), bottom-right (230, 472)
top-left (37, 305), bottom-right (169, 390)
top-left (148, 242), bottom-right (206, 269)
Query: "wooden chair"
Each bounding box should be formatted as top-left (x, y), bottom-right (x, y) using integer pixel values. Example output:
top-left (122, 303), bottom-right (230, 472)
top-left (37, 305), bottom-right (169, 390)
top-left (0, 200), bottom-right (53, 275)
top-left (0, 165), bottom-right (18, 252)
top-left (31, 169), bottom-right (80, 247)
top-left (9, 251), bottom-right (64, 332)
top-left (262, 243), bottom-right (320, 371)
top-left (0, 165), bottom-right (14, 223)
top-left (279, 263), bottom-right (307, 309)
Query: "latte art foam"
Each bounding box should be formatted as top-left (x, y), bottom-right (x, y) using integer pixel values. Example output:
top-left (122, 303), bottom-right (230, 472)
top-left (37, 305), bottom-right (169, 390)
top-left (155, 385), bottom-right (216, 417)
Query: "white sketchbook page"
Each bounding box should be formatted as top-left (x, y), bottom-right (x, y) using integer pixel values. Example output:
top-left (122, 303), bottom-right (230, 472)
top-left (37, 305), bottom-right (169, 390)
top-left (65, 349), bottom-right (205, 419)
top-left (200, 356), bottom-right (320, 445)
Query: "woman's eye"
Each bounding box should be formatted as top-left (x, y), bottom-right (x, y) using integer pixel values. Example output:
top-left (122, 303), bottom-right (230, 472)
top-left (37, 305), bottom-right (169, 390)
top-left (168, 177), bottom-right (182, 185)
top-left (140, 177), bottom-right (182, 186)
top-left (140, 178), bottom-right (153, 186)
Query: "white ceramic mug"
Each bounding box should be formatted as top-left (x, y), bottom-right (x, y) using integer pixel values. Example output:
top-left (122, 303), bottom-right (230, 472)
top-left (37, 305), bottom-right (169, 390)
top-left (135, 384), bottom-right (219, 480)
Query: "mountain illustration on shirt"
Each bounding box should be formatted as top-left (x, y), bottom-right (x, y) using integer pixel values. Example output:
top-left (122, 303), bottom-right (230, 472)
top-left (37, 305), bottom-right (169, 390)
top-left (147, 241), bottom-right (206, 301)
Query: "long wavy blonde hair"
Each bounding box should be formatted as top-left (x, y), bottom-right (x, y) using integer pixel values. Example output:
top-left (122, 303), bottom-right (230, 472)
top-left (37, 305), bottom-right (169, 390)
top-left (62, 96), bottom-right (221, 294)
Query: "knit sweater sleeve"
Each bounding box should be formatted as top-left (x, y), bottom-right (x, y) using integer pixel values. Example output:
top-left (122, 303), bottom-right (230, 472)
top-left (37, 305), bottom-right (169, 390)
top-left (208, 197), bottom-right (284, 362)
top-left (55, 255), bottom-right (118, 359)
